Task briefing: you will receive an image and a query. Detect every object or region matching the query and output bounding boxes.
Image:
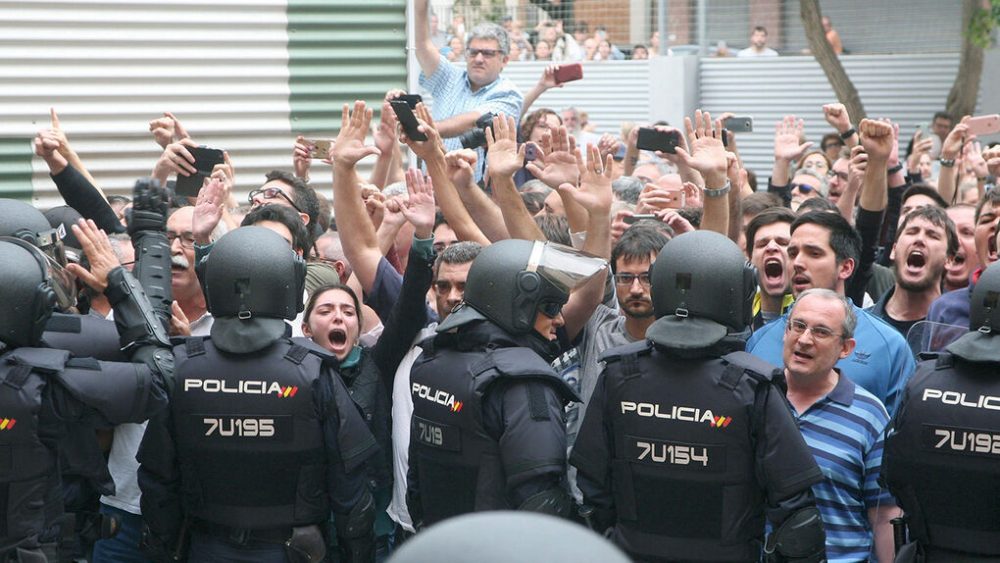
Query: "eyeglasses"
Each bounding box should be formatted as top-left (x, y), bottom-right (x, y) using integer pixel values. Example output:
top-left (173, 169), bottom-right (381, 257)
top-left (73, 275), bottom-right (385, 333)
top-left (248, 187), bottom-right (305, 215)
top-left (790, 182), bottom-right (814, 194)
top-left (433, 280), bottom-right (466, 295)
top-left (466, 48), bottom-right (501, 59)
top-left (167, 231), bottom-right (196, 248)
top-left (614, 272), bottom-right (651, 287)
top-left (821, 142), bottom-right (844, 151)
top-left (786, 318), bottom-right (842, 341)
top-left (828, 171), bottom-right (849, 181)
top-left (537, 300), bottom-right (564, 318)
top-left (433, 241), bottom-right (458, 254)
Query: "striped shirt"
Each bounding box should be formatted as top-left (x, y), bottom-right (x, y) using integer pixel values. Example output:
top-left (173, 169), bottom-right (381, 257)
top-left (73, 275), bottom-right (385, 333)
top-left (419, 55), bottom-right (523, 181)
top-left (792, 371), bottom-right (893, 562)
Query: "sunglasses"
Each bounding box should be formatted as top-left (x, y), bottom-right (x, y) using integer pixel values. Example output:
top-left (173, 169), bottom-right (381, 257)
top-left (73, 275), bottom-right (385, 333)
top-left (538, 300), bottom-right (565, 318)
top-left (790, 182), bottom-right (814, 194)
top-left (248, 187), bottom-right (305, 215)
top-left (466, 48), bottom-right (502, 59)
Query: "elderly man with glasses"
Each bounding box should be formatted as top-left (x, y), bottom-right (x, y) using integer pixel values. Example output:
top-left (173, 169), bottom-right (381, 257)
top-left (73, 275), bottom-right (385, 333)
top-left (413, 0), bottom-right (523, 181)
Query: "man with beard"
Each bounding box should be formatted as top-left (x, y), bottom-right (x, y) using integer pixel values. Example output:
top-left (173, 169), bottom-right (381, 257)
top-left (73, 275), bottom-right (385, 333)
top-left (943, 203), bottom-right (978, 291)
top-left (868, 206), bottom-right (957, 336)
top-left (746, 208), bottom-right (795, 330)
top-left (927, 190), bottom-right (1000, 327)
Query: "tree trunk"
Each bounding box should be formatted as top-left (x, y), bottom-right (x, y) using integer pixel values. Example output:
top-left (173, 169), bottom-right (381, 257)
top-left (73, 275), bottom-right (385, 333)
top-left (799, 0), bottom-right (867, 121)
top-left (946, 0), bottom-right (985, 119)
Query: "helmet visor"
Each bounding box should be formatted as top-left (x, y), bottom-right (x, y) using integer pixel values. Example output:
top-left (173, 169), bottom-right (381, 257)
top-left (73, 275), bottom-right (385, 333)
top-left (0, 236), bottom-right (77, 311)
top-left (527, 241), bottom-right (608, 294)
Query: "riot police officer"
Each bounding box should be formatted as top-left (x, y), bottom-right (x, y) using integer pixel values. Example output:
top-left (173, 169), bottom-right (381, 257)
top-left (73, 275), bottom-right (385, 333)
top-left (406, 239), bottom-right (605, 528)
top-left (882, 261), bottom-right (1000, 561)
top-left (0, 220), bottom-right (173, 563)
top-left (570, 230), bottom-right (827, 563)
top-left (137, 226), bottom-right (379, 563)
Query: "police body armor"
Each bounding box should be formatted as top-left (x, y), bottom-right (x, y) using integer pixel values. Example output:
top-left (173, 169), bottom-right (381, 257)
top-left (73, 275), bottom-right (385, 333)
top-left (408, 337), bottom-right (576, 526)
top-left (883, 352), bottom-right (1000, 559)
top-left (1, 346), bottom-right (160, 555)
top-left (597, 342), bottom-right (778, 562)
top-left (170, 337), bottom-right (329, 530)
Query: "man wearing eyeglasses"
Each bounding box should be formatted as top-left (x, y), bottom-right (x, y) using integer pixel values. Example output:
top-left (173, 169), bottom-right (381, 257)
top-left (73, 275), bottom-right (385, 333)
top-left (781, 288), bottom-right (899, 563)
top-left (745, 211), bottom-right (915, 416)
top-left (414, 0), bottom-right (523, 179)
top-left (247, 170), bottom-right (320, 238)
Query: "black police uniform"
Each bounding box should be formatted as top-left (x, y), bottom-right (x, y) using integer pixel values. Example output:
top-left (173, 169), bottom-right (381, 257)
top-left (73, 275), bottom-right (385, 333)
top-left (137, 226), bottom-right (379, 563)
top-left (883, 263), bottom-right (1000, 562)
top-left (407, 321), bottom-right (579, 526)
top-left (571, 345), bottom-right (823, 562)
top-left (0, 246), bottom-right (172, 563)
top-left (571, 230), bottom-right (825, 563)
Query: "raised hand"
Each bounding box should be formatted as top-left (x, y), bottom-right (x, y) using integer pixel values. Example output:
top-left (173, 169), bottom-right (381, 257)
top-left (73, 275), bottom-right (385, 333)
top-left (148, 112), bottom-right (189, 149)
top-left (557, 144), bottom-right (613, 215)
top-left (293, 135), bottom-right (313, 180)
top-left (848, 145), bottom-right (868, 188)
top-left (859, 118), bottom-right (895, 162)
top-left (153, 138), bottom-right (199, 181)
top-left (907, 130), bottom-right (934, 174)
top-left (332, 100), bottom-right (381, 169)
top-left (525, 125), bottom-right (580, 189)
top-left (445, 149), bottom-right (478, 188)
top-left (774, 116), bottom-right (813, 162)
top-left (660, 109), bottom-right (727, 186)
top-left (656, 209), bottom-right (695, 235)
top-left (984, 145), bottom-right (1000, 177)
top-left (964, 141), bottom-right (989, 179)
top-left (401, 168), bottom-right (436, 238)
top-left (636, 183), bottom-right (683, 214)
top-left (822, 103), bottom-right (852, 133)
top-left (170, 300), bottom-right (192, 337)
top-left (373, 101), bottom-right (399, 155)
top-left (33, 129), bottom-right (63, 160)
top-left (66, 219), bottom-right (118, 294)
top-left (401, 103), bottom-right (445, 162)
top-left (597, 133), bottom-right (622, 162)
top-left (192, 177), bottom-right (227, 244)
top-left (486, 114), bottom-right (525, 179)
top-left (941, 116), bottom-right (972, 161)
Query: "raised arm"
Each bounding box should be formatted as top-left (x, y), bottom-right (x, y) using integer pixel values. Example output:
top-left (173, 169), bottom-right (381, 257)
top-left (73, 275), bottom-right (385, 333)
top-left (413, 0), bottom-right (441, 78)
top-left (937, 116), bottom-right (971, 205)
top-left (486, 115), bottom-right (545, 241)
top-left (404, 104), bottom-right (491, 246)
top-left (771, 116), bottom-right (813, 188)
top-left (558, 144), bottom-right (613, 342)
top-left (521, 65), bottom-right (561, 116)
top-left (525, 125), bottom-right (587, 233)
top-left (660, 109), bottom-right (731, 237)
top-left (330, 101), bottom-right (385, 295)
top-left (822, 103), bottom-right (858, 150)
top-left (449, 149), bottom-right (510, 241)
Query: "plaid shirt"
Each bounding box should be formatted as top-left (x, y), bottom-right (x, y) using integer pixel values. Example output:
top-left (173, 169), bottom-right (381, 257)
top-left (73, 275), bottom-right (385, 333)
top-left (420, 55), bottom-right (523, 181)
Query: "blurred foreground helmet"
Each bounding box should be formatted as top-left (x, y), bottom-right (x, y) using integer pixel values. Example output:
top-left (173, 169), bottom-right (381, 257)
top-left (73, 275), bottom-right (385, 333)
top-left (388, 511), bottom-right (630, 563)
top-left (436, 239), bottom-right (607, 335)
top-left (0, 198), bottom-right (75, 271)
top-left (0, 238), bottom-right (74, 348)
top-left (647, 230), bottom-right (755, 349)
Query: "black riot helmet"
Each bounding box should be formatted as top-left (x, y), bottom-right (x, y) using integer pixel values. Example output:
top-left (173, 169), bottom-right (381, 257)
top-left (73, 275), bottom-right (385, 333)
top-left (647, 230), bottom-right (756, 350)
top-left (436, 239), bottom-right (607, 336)
top-left (947, 262), bottom-right (1000, 363)
top-left (204, 226), bottom-right (306, 352)
top-left (0, 239), bottom-right (65, 349)
top-left (0, 198), bottom-right (52, 244)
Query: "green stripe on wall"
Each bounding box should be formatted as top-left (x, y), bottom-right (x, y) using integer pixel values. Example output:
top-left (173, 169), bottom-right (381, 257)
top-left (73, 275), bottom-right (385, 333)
top-left (0, 137), bottom-right (34, 199)
top-left (288, 0), bottom-right (408, 135)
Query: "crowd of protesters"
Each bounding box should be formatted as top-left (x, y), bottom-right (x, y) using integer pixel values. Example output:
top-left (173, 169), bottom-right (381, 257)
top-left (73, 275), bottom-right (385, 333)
top-left (5, 2), bottom-right (1000, 561)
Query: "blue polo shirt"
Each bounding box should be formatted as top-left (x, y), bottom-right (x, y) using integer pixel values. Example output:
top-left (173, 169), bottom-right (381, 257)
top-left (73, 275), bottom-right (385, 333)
top-left (792, 372), bottom-right (893, 563)
top-left (420, 55), bottom-right (523, 181)
top-left (746, 303), bottom-right (915, 416)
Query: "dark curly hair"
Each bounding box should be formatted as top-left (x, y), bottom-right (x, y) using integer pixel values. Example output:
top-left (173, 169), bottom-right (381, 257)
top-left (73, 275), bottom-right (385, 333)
top-left (518, 109), bottom-right (562, 143)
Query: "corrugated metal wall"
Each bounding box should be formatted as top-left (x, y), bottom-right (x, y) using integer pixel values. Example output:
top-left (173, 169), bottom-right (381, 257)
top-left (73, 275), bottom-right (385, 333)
top-left (700, 54), bottom-right (962, 179)
top-left (0, 0), bottom-right (406, 207)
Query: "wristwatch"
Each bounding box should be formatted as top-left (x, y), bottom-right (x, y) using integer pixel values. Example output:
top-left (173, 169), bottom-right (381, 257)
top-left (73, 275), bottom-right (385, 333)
top-left (887, 163), bottom-right (903, 175)
top-left (703, 180), bottom-right (731, 198)
top-left (939, 159), bottom-right (956, 168)
top-left (840, 127), bottom-right (857, 141)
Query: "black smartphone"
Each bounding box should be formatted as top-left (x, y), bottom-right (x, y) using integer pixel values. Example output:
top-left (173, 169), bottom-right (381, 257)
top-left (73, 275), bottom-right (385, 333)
top-left (624, 214), bottom-right (658, 224)
top-left (390, 100), bottom-right (428, 142)
top-left (636, 127), bottom-right (680, 154)
top-left (722, 116), bottom-right (753, 133)
top-left (396, 94), bottom-right (423, 109)
top-left (174, 146), bottom-right (225, 197)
